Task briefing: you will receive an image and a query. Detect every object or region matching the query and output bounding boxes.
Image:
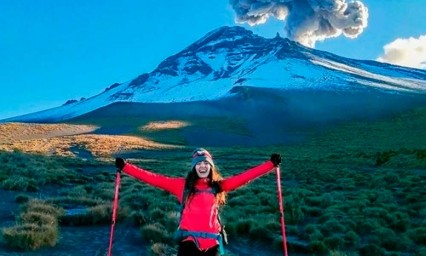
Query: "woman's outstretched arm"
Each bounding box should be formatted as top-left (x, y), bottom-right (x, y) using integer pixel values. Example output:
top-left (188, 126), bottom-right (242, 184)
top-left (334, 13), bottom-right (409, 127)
top-left (122, 162), bottom-right (185, 199)
top-left (220, 160), bottom-right (275, 192)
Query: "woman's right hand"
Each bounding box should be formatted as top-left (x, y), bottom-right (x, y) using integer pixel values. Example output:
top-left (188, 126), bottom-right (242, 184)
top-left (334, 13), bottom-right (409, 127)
top-left (270, 154), bottom-right (282, 167)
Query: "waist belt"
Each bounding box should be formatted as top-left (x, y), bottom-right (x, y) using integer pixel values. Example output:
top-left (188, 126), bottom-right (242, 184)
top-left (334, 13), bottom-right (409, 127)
top-left (175, 229), bottom-right (225, 255)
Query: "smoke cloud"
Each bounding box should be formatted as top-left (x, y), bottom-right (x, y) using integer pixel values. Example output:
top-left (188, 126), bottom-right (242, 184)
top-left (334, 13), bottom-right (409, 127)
top-left (376, 35), bottom-right (426, 70)
top-left (230, 0), bottom-right (369, 47)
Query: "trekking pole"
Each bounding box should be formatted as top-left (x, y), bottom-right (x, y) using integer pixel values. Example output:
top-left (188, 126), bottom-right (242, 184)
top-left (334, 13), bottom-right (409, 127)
top-left (108, 169), bottom-right (122, 256)
top-left (275, 166), bottom-right (289, 256)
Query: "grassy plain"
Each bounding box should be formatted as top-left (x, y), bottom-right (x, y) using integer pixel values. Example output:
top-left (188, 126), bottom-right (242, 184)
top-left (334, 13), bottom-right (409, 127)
top-left (0, 108), bottom-right (425, 255)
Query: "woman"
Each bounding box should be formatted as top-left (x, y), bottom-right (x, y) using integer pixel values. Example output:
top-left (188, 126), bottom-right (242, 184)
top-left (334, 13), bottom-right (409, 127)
top-left (115, 148), bottom-right (281, 256)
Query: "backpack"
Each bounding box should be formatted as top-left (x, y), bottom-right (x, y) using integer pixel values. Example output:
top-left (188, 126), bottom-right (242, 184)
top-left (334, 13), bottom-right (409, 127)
top-left (175, 183), bottom-right (228, 254)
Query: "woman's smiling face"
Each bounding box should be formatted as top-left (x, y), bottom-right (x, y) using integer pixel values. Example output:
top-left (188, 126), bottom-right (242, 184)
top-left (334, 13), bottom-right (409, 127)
top-left (195, 160), bottom-right (211, 178)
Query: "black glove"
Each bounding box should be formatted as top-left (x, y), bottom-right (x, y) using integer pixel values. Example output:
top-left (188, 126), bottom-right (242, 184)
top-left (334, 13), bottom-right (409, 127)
top-left (115, 158), bottom-right (126, 171)
top-left (270, 153), bottom-right (282, 167)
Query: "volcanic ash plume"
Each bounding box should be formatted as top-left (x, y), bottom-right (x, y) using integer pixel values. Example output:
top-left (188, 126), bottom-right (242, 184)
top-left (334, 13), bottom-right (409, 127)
top-left (230, 0), bottom-right (369, 47)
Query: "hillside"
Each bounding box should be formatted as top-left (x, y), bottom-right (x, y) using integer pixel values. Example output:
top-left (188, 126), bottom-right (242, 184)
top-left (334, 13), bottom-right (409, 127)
top-left (0, 107), bottom-right (425, 255)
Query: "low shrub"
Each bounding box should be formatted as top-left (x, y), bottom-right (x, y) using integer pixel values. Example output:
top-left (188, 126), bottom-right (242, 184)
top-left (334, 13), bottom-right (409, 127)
top-left (382, 172), bottom-right (400, 183)
top-left (353, 218), bottom-right (380, 234)
top-left (306, 226), bottom-right (323, 242)
top-left (2, 176), bottom-right (38, 192)
top-left (25, 199), bottom-right (64, 218)
top-left (61, 204), bottom-right (125, 226)
top-left (141, 223), bottom-right (169, 243)
top-left (2, 224), bottom-right (58, 250)
top-left (372, 227), bottom-right (409, 251)
top-left (164, 211), bottom-right (179, 233)
top-left (388, 211), bottom-right (410, 231)
top-left (307, 240), bottom-right (327, 253)
top-left (324, 235), bottom-right (345, 250)
top-left (344, 230), bottom-right (360, 246)
top-left (89, 203), bottom-right (115, 224)
top-left (285, 197), bottom-right (304, 224)
top-left (416, 246), bottom-right (426, 256)
top-left (15, 194), bottom-right (31, 204)
top-left (329, 251), bottom-right (349, 256)
top-left (149, 207), bottom-right (166, 221)
top-left (235, 218), bottom-right (256, 235)
top-left (64, 185), bottom-right (88, 197)
top-left (1, 200), bottom-right (61, 250)
top-left (20, 212), bottom-right (57, 226)
top-left (47, 196), bottom-right (103, 208)
top-left (149, 242), bottom-right (176, 256)
top-left (318, 208), bottom-right (346, 224)
top-left (375, 150), bottom-right (397, 166)
top-left (415, 149), bottom-right (426, 159)
top-left (358, 243), bottom-right (385, 256)
top-left (407, 227), bottom-right (426, 245)
top-left (130, 210), bottom-right (148, 225)
top-left (320, 219), bottom-right (346, 236)
top-left (248, 225), bottom-right (273, 241)
top-left (304, 206), bottom-right (322, 217)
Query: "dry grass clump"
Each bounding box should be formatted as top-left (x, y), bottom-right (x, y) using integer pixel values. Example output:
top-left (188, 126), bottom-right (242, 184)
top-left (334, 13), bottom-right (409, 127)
top-left (23, 199), bottom-right (64, 220)
top-left (76, 134), bottom-right (181, 157)
top-left (2, 176), bottom-right (38, 192)
top-left (0, 134), bottom-right (180, 158)
top-left (2, 224), bottom-right (58, 251)
top-left (0, 122), bottom-right (182, 158)
top-left (0, 122), bottom-right (97, 143)
top-left (149, 242), bottom-right (177, 256)
top-left (140, 120), bottom-right (190, 131)
top-left (60, 203), bottom-right (120, 226)
top-left (140, 223), bottom-right (169, 243)
top-left (2, 199), bottom-right (63, 250)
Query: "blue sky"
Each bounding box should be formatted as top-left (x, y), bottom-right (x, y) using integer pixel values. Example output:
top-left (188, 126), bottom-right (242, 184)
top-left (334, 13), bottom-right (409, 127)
top-left (0, 0), bottom-right (425, 120)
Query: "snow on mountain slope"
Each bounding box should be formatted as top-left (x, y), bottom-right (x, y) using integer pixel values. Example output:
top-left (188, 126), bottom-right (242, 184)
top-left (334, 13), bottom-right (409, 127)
top-left (4, 26), bottom-right (426, 122)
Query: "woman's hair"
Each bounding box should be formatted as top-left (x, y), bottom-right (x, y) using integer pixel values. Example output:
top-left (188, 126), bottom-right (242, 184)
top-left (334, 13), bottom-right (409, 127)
top-left (184, 165), bottom-right (226, 205)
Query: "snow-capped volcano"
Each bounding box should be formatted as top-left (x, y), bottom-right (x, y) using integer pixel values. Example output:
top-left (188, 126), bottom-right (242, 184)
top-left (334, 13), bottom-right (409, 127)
top-left (4, 26), bottom-right (426, 122)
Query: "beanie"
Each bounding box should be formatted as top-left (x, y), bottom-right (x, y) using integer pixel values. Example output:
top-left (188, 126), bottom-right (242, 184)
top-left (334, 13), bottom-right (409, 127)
top-left (191, 148), bottom-right (214, 169)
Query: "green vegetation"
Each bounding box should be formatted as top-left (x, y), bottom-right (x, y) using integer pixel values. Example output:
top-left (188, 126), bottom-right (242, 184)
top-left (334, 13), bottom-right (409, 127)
top-left (0, 107), bottom-right (425, 255)
top-left (2, 199), bottom-right (63, 250)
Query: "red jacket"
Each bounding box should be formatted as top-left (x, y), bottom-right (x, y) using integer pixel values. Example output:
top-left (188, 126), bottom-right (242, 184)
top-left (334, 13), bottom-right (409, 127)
top-left (123, 160), bottom-right (275, 251)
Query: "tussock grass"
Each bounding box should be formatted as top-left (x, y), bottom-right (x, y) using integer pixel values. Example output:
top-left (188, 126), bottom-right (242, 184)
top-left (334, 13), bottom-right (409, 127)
top-left (149, 242), bottom-right (176, 256)
top-left (140, 120), bottom-right (190, 131)
top-left (60, 203), bottom-right (125, 226)
top-left (2, 223), bottom-right (58, 250)
top-left (141, 223), bottom-right (169, 243)
top-left (20, 212), bottom-right (57, 226)
top-left (0, 122), bottom-right (182, 158)
top-left (2, 176), bottom-right (38, 192)
top-left (47, 196), bottom-right (104, 207)
top-left (1, 199), bottom-right (63, 250)
top-left (0, 107), bottom-right (425, 255)
top-left (0, 134), bottom-right (180, 158)
top-left (24, 199), bottom-right (64, 218)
